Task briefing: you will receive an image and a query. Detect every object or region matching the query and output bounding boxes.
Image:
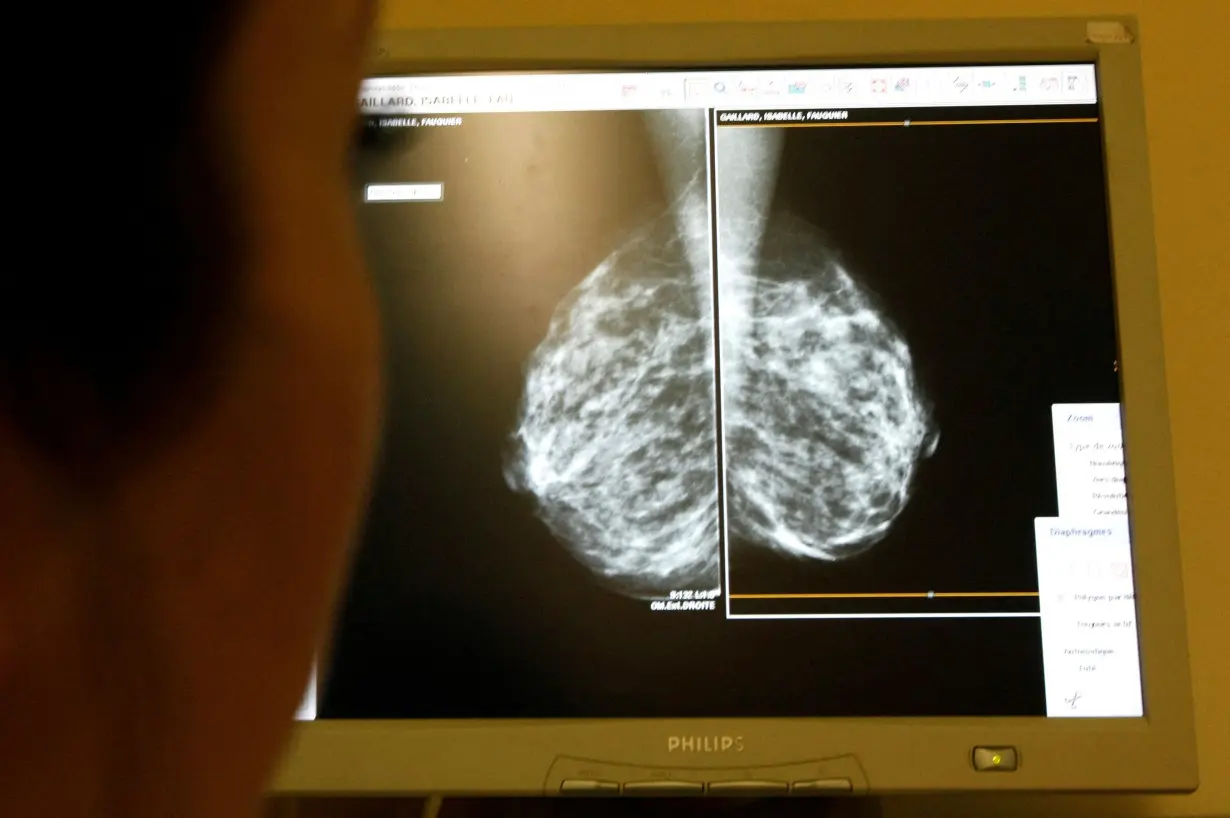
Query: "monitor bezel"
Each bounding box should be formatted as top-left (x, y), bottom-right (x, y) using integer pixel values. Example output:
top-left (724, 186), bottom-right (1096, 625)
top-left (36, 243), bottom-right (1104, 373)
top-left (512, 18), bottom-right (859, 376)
top-left (271, 15), bottom-right (1197, 796)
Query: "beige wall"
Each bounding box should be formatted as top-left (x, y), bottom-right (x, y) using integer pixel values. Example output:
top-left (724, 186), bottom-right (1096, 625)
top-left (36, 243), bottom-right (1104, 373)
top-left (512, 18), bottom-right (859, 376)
top-left (375, 2), bottom-right (1228, 816)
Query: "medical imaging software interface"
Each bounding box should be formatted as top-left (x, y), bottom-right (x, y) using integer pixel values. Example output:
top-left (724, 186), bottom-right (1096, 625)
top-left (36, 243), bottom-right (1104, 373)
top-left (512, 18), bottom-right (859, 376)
top-left (306, 63), bottom-right (1144, 722)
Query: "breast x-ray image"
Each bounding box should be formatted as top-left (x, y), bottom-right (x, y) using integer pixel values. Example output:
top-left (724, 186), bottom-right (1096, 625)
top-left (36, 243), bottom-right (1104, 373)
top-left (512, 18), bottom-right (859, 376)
top-left (503, 110), bottom-right (938, 600)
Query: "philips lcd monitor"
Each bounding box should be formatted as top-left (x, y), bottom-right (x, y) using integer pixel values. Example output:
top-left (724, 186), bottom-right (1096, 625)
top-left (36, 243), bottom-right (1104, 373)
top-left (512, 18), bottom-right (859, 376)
top-left (273, 16), bottom-right (1198, 798)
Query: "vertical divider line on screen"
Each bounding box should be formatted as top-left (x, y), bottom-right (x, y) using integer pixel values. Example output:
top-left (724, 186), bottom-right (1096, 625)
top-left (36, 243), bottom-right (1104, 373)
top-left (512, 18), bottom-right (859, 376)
top-left (707, 107), bottom-right (731, 618)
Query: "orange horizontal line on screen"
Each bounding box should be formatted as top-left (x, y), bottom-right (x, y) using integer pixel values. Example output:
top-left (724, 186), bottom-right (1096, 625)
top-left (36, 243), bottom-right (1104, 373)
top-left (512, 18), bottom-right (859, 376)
top-left (723, 117), bottom-right (1099, 129)
top-left (728, 591), bottom-right (1041, 600)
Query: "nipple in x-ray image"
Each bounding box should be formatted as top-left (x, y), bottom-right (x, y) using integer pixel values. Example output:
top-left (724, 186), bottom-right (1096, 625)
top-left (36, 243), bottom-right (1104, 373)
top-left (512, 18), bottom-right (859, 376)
top-left (503, 110), bottom-right (939, 600)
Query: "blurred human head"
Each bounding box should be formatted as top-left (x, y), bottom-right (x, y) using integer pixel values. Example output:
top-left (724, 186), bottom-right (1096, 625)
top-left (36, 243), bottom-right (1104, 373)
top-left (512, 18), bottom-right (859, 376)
top-left (0, 2), bottom-right (379, 816)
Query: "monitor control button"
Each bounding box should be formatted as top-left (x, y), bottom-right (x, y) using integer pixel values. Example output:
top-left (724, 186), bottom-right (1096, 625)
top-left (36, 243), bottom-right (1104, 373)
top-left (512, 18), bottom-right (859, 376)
top-left (708, 780), bottom-right (790, 795)
top-left (623, 780), bottom-right (705, 795)
top-left (972, 746), bottom-right (1019, 772)
top-left (559, 779), bottom-right (621, 794)
top-left (792, 778), bottom-right (854, 793)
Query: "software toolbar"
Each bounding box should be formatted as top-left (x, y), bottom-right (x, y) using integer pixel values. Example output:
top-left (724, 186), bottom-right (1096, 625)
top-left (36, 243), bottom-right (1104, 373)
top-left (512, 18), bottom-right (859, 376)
top-left (359, 64), bottom-right (1098, 114)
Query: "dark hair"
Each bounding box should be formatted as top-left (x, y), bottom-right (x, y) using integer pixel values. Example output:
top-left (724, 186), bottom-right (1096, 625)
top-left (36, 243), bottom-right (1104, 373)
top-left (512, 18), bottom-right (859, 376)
top-left (1, 3), bottom-right (248, 477)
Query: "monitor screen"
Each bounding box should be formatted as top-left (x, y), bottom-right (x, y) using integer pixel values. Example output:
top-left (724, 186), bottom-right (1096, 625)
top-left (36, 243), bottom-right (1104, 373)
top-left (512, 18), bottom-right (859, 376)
top-left (308, 62), bottom-right (1142, 723)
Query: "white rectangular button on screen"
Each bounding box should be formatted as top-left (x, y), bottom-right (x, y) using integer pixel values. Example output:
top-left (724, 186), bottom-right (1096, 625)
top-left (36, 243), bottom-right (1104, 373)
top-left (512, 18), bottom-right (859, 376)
top-left (708, 781), bottom-right (790, 794)
top-left (623, 781), bottom-right (704, 794)
top-left (559, 780), bottom-right (620, 794)
top-left (364, 183), bottom-right (444, 202)
top-left (792, 778), bottom-right (853, 792)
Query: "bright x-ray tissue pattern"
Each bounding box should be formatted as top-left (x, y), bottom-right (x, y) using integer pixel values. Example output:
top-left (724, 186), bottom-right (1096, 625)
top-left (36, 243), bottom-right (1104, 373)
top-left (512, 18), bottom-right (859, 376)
top-left (505, 110), bottom-right (939, 599)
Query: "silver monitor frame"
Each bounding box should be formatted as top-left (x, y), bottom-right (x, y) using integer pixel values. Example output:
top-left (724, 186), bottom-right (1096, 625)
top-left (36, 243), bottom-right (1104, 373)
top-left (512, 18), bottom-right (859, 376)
top-left (271, 15), bottom-right (1197, 796)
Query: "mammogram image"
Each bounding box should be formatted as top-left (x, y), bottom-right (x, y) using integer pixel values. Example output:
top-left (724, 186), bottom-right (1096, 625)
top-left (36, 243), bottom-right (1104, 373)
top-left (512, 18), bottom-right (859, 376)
top-left (505, 110), bottom-right (938, 599)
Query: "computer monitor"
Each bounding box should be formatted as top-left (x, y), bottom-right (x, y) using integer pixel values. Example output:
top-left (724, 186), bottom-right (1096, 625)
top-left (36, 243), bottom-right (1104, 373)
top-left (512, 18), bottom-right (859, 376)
top-left (273, 16), bottom-right (1197, 797)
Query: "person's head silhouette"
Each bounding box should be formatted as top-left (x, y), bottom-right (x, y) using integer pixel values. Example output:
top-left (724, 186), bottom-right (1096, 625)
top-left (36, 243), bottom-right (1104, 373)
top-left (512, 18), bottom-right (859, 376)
top-left (0, 3), bottom-right (380, 817)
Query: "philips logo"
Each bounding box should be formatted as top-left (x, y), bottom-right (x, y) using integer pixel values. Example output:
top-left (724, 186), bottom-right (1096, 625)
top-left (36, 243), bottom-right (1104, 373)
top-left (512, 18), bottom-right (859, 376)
top-left (667, 736), bottom-right (744, 753)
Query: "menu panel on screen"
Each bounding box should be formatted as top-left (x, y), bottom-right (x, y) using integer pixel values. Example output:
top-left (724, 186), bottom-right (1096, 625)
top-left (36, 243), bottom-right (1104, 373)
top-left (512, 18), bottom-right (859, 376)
top-left (305, 63), bottom-right (1142, 721)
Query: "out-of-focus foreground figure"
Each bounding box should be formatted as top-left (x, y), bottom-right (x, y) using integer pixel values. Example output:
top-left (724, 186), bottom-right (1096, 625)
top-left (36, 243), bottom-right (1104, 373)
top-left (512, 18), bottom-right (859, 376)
top-left (0, 2), bottom-right (380, 817)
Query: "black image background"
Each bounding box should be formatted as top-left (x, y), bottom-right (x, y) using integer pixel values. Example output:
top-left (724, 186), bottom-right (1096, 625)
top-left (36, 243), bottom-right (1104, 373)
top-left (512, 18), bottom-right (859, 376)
top-left (722, 108), bottom-right (1121, 610)
top-left (318, 105), bottom-right (1123, 720)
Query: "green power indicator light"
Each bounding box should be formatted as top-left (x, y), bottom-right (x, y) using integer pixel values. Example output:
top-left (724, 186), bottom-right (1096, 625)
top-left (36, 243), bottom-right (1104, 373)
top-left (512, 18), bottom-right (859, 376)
top-left (991, 754), bottom-right (1003, 766)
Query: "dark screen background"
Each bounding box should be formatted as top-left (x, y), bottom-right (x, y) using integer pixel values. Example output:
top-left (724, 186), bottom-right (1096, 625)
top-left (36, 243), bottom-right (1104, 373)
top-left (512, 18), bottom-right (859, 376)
top-left (322, 95), bottom-right (1116, 719)
top-left (723, 106), bottom-right (1121, 613)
